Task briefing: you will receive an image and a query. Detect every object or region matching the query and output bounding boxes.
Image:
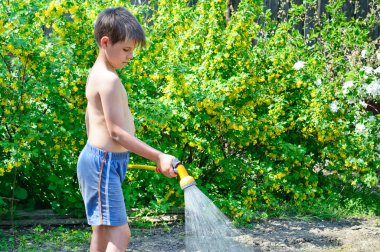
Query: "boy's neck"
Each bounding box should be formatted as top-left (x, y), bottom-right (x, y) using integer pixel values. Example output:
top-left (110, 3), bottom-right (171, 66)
top-left (95, 49), bottom-right (116, 72)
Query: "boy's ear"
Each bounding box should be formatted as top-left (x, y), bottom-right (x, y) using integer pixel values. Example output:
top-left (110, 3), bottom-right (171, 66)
top-left (100, 36), bottom-right (110, 47)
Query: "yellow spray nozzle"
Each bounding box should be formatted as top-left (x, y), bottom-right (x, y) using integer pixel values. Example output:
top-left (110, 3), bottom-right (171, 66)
top-left (173, 159), bottom-right (196, 190)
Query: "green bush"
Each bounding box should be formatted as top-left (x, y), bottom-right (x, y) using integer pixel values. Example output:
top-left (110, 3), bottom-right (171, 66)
top-left (0, 0), bottom-right (379, 221)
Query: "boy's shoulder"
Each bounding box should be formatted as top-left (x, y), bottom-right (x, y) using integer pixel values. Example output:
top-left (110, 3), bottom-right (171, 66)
top-left (89, 65), bottom-right (121, 91)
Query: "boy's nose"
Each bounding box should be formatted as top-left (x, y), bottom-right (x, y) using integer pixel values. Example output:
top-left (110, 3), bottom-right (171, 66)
top-left (128, 53), bottom-right (134, 60)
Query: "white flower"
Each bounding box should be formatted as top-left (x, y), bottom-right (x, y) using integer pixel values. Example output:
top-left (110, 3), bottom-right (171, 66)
top-left (361, 50), bottom-right (367, 58)
top-left (322, 170), bottom-right (333, 176)
top-left (293, 61), bottom-right (305, 70)
top-left (361, 66), bottom-right (373, 75)
top-left (324, 159), bottom-right (330, 167)
top-left (359, 101), bottom-right (367, 108)
top-left (377, 53), bottom-right (380, 61)
top-left (329, 101), bottom-right (339, 112)
top-left (355, 123), bottom-right (366, 133)
top-left (368, 116), bottom-right (376, 122)
top-left (342, 80), bottom-right (354, 89)
top-left (315, 79), bottom-right (322, 86)
top-left (313, 163), bottom-right (322, 173)
top-left (374, 66), bottom-right (380, 74)
top-left (365, 80), bottom-right (380, 96)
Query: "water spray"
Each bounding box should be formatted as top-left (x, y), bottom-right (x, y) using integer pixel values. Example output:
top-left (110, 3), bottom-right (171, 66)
top-left (129, 159), bottom-right (251, 251)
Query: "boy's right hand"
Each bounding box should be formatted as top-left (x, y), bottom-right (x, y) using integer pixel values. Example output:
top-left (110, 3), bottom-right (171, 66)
top-left (157, 154), bottom-right (177, 178)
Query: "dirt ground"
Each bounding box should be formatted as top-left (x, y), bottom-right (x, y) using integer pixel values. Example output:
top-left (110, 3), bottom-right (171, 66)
top-left (127, 217), bottom-right (380, 252)
top-left (1, 216), bottom-right (380, 251)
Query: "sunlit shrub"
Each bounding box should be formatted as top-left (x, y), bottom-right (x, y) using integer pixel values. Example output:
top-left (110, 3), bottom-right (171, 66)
top-left (0, 0), bottom-right (379, 220)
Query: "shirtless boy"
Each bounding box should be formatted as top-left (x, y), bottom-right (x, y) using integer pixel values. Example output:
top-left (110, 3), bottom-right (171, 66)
top-left (77, 7), bottom-right (177, 252)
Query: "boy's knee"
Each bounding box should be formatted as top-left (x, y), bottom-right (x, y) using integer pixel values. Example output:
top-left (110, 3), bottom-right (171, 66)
top-left (92, 225), bottom-right (107, 236)
top-left (113, 224), bottom-right (131, 238)
top-left (107, 224), bottom-right (131, 250)
top-left (122, 225), bottom-right (131, 239)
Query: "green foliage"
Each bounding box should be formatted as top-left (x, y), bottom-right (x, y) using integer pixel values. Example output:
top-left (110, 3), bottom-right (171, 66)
top-left (0, 225), bottom-right (91, 251)
top-left (0, 0), bottom-right (379, 222)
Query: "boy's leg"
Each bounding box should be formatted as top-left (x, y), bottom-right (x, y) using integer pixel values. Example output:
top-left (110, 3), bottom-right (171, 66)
top-left (90, 224), bottom-right (131, 252)
top-left (90, 225), bottom-right (108, 252)
top-left (106, 223), bottom-right (131, 252)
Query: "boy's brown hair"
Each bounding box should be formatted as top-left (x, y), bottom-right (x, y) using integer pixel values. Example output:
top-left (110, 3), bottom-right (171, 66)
top-left (94, 7), bottom-right (146, 47)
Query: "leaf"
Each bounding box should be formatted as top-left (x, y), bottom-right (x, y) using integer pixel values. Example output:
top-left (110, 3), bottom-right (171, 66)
top-left (48, 184), bottom-right (56, 190)
top-left (14, 187), bottom-right (28, 200)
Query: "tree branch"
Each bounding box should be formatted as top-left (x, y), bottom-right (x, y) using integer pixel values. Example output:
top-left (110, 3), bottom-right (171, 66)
top-left (0, 52), bottom-right (13, 77)
top-left (4, 123), bottom-right (13, 140)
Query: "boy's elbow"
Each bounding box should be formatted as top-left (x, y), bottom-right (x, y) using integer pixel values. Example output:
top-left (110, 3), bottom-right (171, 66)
top-left (110, 133), bottom-right (120, 142)
top-left (108, 125), bottom-right (130, 142)
top-left (108, 126), bottom-right (122, 141)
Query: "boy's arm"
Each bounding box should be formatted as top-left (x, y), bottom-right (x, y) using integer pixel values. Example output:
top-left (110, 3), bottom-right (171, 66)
top-left (85, 107), bottom-right (89, 137)
top-left (99, 77), bottom-right (176, 178)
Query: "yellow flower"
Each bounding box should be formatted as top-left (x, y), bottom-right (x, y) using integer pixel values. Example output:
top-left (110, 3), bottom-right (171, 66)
top-left (0, 20), bottom-right (4, 33)
top-left (69, 4), bottom-right (78, 13)
top-left (296, 80), bottom-right (302, 88)
top-left (6, 163), bottom-right (13, 172)
top-left (6, 44), bottom-right (14, 51)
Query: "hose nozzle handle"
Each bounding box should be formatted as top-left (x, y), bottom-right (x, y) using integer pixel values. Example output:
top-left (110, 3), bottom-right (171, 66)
top-left (171, 158), bottom-right (196, 190)
top-left (172, 158), bottom-right (182, 175)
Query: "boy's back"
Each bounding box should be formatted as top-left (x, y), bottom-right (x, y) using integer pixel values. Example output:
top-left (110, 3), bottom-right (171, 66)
top-left (86, 62), bottom-right (135, 153)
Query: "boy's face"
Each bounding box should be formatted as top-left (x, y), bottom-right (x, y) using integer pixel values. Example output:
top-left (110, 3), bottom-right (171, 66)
top-left (101, 37), bottom-right (135, 69)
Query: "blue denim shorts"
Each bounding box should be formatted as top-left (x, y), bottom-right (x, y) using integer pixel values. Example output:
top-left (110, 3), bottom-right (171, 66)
top-left (77, 142), bottom-right (130, 226)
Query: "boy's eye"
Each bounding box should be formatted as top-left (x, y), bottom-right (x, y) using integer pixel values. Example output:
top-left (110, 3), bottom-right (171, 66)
top-left (123, 48), bottom-right (130, 52)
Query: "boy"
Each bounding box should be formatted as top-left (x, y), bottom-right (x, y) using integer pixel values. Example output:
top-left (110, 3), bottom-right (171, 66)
top-left (77, 7), bottom-right (177, 252)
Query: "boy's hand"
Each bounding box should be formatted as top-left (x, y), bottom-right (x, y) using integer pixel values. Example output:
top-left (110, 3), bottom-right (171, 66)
top-left (157, 154), bottom-right (177, 178)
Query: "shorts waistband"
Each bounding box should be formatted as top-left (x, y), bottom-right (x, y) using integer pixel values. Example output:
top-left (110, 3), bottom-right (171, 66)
top-left (85, 142), bottom-right (130, 160)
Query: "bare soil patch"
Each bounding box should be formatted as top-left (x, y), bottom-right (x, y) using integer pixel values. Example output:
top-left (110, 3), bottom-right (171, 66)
top-left (127, 217), bottom-right (380, 252)
top-left (1, 216), bottom-right (379, 251)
